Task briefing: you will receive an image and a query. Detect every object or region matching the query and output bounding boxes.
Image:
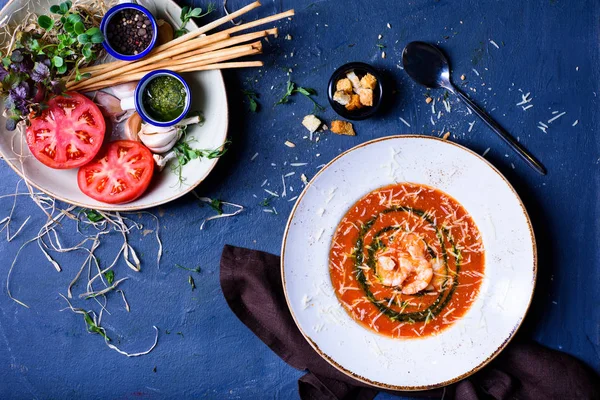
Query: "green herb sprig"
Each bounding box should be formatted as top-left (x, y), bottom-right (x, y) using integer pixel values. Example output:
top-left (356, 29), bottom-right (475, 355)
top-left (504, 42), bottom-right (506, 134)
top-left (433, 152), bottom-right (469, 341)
top-left (85, 209), bottom-right (104, 223)
top-left (175, 264), bottom-right (201, 273)
top-left (171, 139), bottom-right (231, 184)
top-left (83, 311), bottom-right (109, 340)
top-left (276, 78), bottom-right (324, 113)
top-left (175, 4), bottom-right (216, 38)
top-left (242, 89), bottom-right (259, 112)
top-left (103, 270), bottom-right (114, 285)
top-left (207, 198), bottom-right (223, 215)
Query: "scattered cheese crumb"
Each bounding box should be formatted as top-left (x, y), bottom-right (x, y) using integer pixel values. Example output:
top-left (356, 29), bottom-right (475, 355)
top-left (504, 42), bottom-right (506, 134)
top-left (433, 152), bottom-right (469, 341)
top-left (381, 51), bottom-right (386, 58)
top-left (442, 131), bottom-right (451, 140)
top-left (284, 140), bottom-right (295, 148)
top-left (331, 120), bottom-right (355, 136)
top-left (378, 34), bottom-right (382, 40)
top-left (460, 74), bottom-right (466, 80)
top-left (302, 115), bottom-right (322, 133)
top-left (285, 34), bottom-right (292, 40)
top-left (301, 174), bottom-right (308, 184)
top-left (425, 97), bottom-right (433, 104)
top-left (386, 23), bottom-right (391, 29)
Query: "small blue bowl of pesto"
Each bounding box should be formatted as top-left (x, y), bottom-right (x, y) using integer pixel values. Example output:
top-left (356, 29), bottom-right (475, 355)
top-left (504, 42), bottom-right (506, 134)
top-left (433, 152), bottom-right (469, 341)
top-left (121, 70), bottom-right (191, 127)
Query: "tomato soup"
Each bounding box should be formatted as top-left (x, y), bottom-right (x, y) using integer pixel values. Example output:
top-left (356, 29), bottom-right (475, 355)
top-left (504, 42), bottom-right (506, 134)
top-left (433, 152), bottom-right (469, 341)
top-left (329, 183), bottom-right (485, 338)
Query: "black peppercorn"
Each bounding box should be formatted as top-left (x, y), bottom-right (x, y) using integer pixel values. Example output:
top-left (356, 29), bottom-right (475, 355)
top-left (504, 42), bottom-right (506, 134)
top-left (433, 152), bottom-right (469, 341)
top-left (106, 8), bottom-right (154, 56)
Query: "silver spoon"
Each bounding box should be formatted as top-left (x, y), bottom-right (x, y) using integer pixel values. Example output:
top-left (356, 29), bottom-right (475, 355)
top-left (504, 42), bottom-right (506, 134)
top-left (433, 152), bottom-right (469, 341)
top-left (402, 41), bottom-right (546, 175)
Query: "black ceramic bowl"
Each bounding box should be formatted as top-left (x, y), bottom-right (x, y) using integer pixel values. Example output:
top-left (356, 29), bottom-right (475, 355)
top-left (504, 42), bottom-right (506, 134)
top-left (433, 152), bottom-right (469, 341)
top-left (327, 62), bottom-right (384, 120)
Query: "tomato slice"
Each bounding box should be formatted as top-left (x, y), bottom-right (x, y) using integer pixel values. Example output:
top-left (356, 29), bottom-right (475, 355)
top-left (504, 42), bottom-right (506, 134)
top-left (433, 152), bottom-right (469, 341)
top-left (26, 92), bottom-right (106, 169)
top-left (78, 140), bottom-right (155, 204)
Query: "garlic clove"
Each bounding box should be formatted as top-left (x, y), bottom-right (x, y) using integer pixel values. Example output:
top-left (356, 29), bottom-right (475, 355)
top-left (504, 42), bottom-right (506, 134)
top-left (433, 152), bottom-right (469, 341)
top-left (140, 123), bottom-right (177, 135)
top-left (94, 91), bottom-right (126, 121)
top-left (138, 127), bottom-right (179, 149)
top-left (109, 82), bottom-right (138, 100)
top-left (124, 112), bottom-right (143, 141)
top-left (153, 151), bottom-right (177, 170)
top-left (146, 135), bottom-right (180, 154)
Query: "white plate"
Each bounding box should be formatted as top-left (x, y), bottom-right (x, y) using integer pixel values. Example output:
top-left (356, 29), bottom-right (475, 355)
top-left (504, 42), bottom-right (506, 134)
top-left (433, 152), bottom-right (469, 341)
top-left (0, 0), bottom-right (228, 211)
top-left (281, 135), bottom-right (536, 390)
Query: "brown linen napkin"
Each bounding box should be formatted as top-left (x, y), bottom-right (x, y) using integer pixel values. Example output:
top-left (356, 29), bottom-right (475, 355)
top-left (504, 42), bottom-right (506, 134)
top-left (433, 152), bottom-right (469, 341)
top-left (220, 245), bottom-right (600, 400)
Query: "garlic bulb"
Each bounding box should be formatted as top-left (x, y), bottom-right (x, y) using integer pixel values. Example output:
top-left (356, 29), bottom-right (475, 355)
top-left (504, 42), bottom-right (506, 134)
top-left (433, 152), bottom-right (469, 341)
top-left (138, 116), bottom-right (203, 154)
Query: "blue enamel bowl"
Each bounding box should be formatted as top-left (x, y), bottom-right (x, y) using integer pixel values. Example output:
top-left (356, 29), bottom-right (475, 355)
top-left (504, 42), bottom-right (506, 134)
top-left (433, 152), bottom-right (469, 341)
top-left (100, 3), bottom-right (158, 61)
top-left (134, 70), bottom-right (191, 127)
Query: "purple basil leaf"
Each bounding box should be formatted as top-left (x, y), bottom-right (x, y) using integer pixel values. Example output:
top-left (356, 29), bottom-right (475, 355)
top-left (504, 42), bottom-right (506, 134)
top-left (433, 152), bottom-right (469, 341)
top-left (0, 67), bottom-right (8, 81)
top-left (31, 62), bottom-right (50, 82)
top-left (10, 49), bottom-right (24, 63)
top-left (13, 81), bottom-right (30, 99)
top-left (5, 118), bottom-right (17, 131)
top-left (50, 80), bottom-right (65, 95)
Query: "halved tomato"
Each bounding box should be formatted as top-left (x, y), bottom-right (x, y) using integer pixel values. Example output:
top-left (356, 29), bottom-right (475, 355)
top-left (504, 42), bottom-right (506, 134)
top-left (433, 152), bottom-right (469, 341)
top-left (26, 92), bottom-right (106, 169)
top-left (78, 140), bottom-right (155, 204)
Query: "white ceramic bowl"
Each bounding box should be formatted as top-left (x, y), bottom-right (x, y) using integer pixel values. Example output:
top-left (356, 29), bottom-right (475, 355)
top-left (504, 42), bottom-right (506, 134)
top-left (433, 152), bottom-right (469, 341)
top-left (282, 135), bottom-right (536, 390)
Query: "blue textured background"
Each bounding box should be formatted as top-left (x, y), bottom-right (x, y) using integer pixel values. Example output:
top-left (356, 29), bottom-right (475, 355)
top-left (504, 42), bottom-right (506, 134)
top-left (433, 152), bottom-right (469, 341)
top-left (1, 0), bottom-right (598, 398)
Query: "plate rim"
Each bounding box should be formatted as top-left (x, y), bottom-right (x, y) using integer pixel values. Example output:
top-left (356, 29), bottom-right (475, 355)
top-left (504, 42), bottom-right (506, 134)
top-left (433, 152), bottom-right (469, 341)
top-left (280, 134), bottom-right (537, 391)
top-left (0, 0), bottom-right (229, 212)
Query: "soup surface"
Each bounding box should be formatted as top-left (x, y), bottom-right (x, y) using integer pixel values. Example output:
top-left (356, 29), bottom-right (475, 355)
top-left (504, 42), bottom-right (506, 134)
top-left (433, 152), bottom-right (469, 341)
top-left (329, 183), bottom-right (485, 338)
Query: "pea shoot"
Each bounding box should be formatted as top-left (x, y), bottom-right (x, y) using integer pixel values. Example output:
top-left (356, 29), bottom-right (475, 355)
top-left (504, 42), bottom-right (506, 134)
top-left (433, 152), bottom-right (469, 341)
top-left (175, 264), bottom-right (201, 273)
top-left (175, 4), bottom-right (216, 38)
top-left (276, 78), bottom-right (324, 113)
top-left (103, 270), bottom-right (115, 285)
top-left (242, 89), bottom-right (260, 112)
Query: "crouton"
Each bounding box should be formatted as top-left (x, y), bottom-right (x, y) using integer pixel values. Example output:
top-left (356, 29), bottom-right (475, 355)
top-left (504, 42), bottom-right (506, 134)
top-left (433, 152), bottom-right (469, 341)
top-left (302, 115), bottom-right (322, 133)
top-left (345, 71), bottom-right (361, 92)
top-left (360, 73), bottom-right (377, 90)
top-left (336, 78), bottom-right (353, 93)
top-left (358, 88), bottom-right (373, 107)
top-left (331, 120), bottom-right (355, 136)
top-left (333, 90), bottom-right (351, 106)
top-left (345, 94), bottom-right (362, 111)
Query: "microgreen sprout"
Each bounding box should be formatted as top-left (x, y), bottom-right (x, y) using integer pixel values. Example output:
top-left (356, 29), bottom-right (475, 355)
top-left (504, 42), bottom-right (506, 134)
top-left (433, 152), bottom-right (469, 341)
top-left (175, 264), bottom-right (201, 273)
top-left (103, 270), bottom-right (114, 285)
top-left (188, 276), bottom-right (196, 291)
top-left (276, 78), bottom-right (324, 113)
top-left (242, 89), bottom-right (259, 112)
top-left (85, 209), bottom-right (104, 222)
top-left (171, 136), bottom-right (230, 185)
top-left (207, 198), bottom-right (223, 215)
top-left (175, 4), bottom-right (216, 37)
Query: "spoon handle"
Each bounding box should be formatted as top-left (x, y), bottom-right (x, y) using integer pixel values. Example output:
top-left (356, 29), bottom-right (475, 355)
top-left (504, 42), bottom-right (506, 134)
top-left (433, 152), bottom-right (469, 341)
top-left (452, 87), bottom-right (547, 175)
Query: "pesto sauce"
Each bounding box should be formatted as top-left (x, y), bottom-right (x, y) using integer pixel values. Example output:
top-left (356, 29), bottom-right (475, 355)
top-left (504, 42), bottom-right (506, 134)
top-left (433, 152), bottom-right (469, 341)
top-left (142, 76), bottom-right (186, 122)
